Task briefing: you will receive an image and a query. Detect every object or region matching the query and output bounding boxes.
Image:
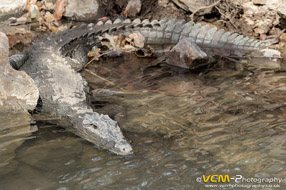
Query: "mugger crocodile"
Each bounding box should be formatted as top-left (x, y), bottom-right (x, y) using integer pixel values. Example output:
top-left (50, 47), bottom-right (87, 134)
top-left (8, 18), bottom-right (273, 155)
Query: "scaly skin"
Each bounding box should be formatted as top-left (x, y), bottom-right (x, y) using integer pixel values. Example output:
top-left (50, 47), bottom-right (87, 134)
top-left (60, 18), bottom-right (267, 59)
top-left (20, 25), bottom-right (133, 155)
top-left (12, 18), bottom-right (268, 155)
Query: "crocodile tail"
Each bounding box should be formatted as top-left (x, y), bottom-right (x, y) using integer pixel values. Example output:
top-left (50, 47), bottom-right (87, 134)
top-left (196, 25), bottom-right (267, 56)
top-left (177, 19), bottom-right (268, 56)
top-left (120, 18), bottom-right (268, 57)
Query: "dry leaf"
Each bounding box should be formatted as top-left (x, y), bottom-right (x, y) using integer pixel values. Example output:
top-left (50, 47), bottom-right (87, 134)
top-left (39, 5), bottom-right (48, 11)
top-left (42, 11), bottom-right (59, 33)
top-left (128, 32), bottom-right (145, 48)
top-left (96, 17), bottom-right (109, 23)
top-left (44, 11), bottom-right (56, 24)
top-left (54, 0), bottom-right (67, 20)
top-left (88, 46), bottom-right (101, 60)
top-left (103, 33), bottom-right (117, 50)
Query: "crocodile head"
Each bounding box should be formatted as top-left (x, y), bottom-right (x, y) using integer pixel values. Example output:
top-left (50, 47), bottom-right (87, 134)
top-left (79, 113), bottom-right (133, 155)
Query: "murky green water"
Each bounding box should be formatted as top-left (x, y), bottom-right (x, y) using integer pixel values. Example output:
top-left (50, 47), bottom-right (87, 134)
top-left (1, 55), bottom-right (286, 189)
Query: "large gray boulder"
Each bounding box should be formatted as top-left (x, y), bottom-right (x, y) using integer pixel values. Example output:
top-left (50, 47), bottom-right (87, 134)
top-left (64, 0), bottom-right (99, 21)
top-left (0, 32), bottom-right (39, 113)
top-left (0, 0), bottom-right (26, 19)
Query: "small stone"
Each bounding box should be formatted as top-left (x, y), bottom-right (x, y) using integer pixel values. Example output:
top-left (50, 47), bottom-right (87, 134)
top-left (244, 17), bottom-right (255, 25)
top-left (44, 2), bottom-right (54, 10)
top-left (243, 2), bottom-right (258, 16)
top-left (158, 0), bottom-right (169, 7)
top-left (260, 49), bottom-right (281, 58)
top-left (260, 33), bottom-right (267, 40)
top-left (128, 32), bottom-right (145, 48)
top-left (252, 0), bottom-right (266, 5)
top-left (8, 17), bottom-right (17, 23)
top-left (29, 4), bottom-right (40, 20)
top-left (280, 33), bottom-right (286, 43)
top-left (254, 27), bottom-right (266, 34)
top-left (125, 0), bottom-right (142, 17)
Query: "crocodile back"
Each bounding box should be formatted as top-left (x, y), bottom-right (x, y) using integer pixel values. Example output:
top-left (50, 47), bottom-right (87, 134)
top-left (89, 18), bottom-right (267, 57)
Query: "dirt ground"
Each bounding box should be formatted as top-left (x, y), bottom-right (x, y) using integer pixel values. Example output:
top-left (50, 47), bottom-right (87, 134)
top-left (1, 0), bottom-right (286, 58)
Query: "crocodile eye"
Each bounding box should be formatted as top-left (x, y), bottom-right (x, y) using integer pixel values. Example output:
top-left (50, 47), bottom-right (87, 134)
top-left (91, 124), bottom-right (98, 129)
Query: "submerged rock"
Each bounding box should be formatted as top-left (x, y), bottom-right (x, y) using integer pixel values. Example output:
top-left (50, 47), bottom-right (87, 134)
top-left (0, 32), bottom-right (39, 113)
top-left (165, 39), bottom-right (208, 69)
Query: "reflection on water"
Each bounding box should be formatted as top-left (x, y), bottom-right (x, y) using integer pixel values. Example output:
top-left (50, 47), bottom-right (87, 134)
top-left (0, 113), bottom-right (36, 176)
top-left (1, 55), bottom-right (286, 189)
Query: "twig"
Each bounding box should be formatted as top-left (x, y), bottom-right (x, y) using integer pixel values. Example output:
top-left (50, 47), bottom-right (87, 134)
top-left (215, 6), bottom-right (238, 30)
top-left (83, 50), bottom-right (119, 69)
top-left (190, 0), bottom-right (221, 20)
top-left (84, 69), bottom-right (115, 86)
top-left (83, 57), bottom-right (96, 69)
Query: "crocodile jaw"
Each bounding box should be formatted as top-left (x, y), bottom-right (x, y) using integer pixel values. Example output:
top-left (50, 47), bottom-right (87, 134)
top-left (80, 113), bottom-right (133, 155)
top-left (110, 139), bottom-right (133, 156)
